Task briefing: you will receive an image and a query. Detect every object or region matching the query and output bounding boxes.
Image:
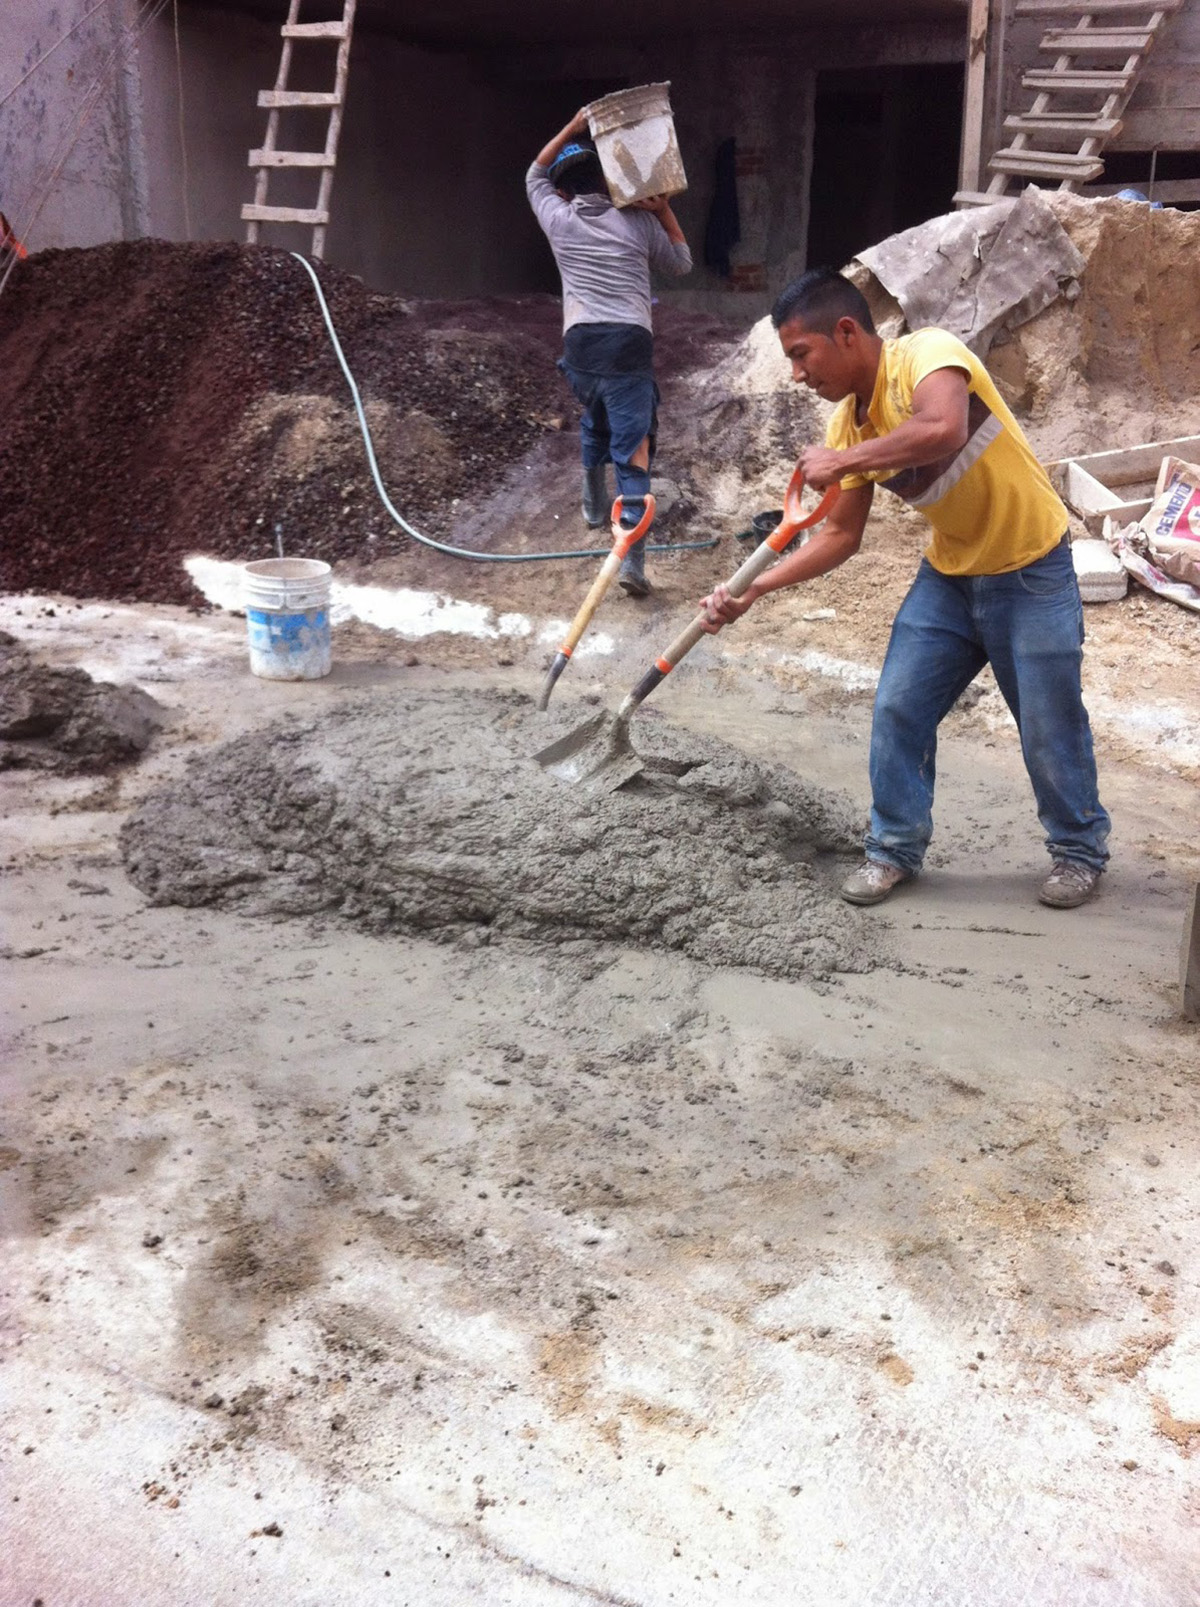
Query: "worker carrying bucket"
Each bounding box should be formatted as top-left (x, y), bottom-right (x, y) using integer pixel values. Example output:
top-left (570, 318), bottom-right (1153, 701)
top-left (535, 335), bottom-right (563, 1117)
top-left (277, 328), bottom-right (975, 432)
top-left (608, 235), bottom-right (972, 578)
top-left (526, 89), bottom-right (691, 597)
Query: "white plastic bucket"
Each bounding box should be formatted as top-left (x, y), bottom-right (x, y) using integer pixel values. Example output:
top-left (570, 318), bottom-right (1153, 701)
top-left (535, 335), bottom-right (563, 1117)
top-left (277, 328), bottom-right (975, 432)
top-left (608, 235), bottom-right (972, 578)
top-left (586, 82), bottom-right (687, 208)
top-left (243, 558), bottom-right (332, 680)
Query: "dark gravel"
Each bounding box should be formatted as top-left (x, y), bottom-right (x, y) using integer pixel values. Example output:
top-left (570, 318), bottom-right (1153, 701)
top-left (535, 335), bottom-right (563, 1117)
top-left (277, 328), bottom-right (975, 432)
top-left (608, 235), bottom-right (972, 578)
top-left (0, 241), bottom-right (567, 605)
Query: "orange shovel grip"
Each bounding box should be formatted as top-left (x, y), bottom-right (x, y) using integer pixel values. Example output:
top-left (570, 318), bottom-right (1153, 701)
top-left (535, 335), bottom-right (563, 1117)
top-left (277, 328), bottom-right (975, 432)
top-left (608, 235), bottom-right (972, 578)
top-left (610, 494), bottom-right (657, 559)
top-left (765, 464), bottom-right (839, 552)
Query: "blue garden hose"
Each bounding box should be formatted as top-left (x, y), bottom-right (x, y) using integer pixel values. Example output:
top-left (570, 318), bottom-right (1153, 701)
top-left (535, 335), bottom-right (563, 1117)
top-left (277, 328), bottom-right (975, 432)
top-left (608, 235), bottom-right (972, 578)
top-left (292, 251), bottom-right (720, 564)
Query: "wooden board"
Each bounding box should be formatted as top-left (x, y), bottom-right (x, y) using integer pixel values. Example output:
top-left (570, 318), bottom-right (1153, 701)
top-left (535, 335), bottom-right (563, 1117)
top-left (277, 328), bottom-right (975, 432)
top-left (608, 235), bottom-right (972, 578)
top-left (1016, 0), bottom-right (1182, 12)
top-left (959, 0), bottom-right (991, 194)
top-left (1081, 178), bottom-right (1200, 201)
top-left (1111, 106), bottom-right (1200, 148)
top-left (1046, 436), bottom-right (1200, 488)
top-left (1183, 883), bottom-right (1200, 1023)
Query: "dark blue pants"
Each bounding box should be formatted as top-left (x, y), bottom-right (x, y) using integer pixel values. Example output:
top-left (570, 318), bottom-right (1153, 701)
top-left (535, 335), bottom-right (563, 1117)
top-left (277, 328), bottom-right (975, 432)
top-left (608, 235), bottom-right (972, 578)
top-left (562, 367), bottom-right (658, 519)
top-left (867, 541), bottom-right (1111, 875)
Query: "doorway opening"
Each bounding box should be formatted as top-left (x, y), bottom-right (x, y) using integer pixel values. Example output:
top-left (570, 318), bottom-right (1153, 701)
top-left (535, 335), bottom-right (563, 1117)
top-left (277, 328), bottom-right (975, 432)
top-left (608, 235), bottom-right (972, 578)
top-left (806, 63), bottom-right (964, 271)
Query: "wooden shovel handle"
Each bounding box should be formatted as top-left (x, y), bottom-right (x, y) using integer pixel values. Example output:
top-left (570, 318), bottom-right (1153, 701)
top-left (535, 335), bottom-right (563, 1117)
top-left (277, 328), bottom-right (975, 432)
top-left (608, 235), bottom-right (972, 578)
top-left (653, 539), bottom-right (782, 672)
top-left (554, 493), bottom-right (657, 658)
top-left (615, 467), bottom-right (840, 719)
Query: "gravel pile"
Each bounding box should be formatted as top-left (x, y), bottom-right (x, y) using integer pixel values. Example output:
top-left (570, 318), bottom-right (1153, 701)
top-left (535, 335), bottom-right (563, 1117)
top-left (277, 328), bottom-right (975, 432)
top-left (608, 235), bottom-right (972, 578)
top-left (0, 241), bottom-right (565, 605)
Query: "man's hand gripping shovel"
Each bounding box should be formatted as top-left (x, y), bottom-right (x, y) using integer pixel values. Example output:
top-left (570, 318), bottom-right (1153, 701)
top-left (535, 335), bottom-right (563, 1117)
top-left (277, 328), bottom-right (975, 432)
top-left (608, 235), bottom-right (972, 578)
top-left (536, 495), bottom-right (657, 711)
top-left (534, 464), bottom-right (839, 788)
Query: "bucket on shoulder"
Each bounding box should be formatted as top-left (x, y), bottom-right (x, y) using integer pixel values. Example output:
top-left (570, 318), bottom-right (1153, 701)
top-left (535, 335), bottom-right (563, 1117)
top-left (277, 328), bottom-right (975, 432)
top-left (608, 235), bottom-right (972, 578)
top-left (585, 82), bottom-right (687, 208)
top-left (243, 557), bottom-right (332, 681)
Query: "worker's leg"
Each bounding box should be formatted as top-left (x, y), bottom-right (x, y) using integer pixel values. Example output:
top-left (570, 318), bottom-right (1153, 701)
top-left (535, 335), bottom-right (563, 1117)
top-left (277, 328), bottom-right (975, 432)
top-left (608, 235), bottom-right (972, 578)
top-left (866, 561), bottom-right (988, 874)
top-left (602, 375), bottom-right (658, 594)
top-left (979, 540), bottom-right (1110, 873)
top-left (561, 363), bottom-right (613, 527)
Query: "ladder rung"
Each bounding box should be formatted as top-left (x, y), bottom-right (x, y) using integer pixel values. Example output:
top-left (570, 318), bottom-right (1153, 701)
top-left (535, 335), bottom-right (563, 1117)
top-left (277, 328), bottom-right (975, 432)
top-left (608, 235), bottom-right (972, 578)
top-left (990, 148), bottom-right (1106, 180)
top-left (281, 21), bottom-right (348, 38)
top-left (1040, 26), bottom-right (1154, 49)
top-left (954, 190), bottom-right (1018, 208)
top-left (249, 149), bottom-right (336, 167)
top-left (241, 204), bottom-right (330, 225)
top-left (1016, 0), bottom-right (1179, 11)
top-left (1022, 67), bottom-right (1134, 90)
top-left (257, 90), bottom-right (341, 109)
top-left (1004, 113), bottom-right (1123, 137)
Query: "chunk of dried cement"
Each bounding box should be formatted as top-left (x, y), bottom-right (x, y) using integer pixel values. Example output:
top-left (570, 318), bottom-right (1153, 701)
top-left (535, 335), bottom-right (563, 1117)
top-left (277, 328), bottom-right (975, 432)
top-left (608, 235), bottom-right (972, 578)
top-left (120, 689), bottom-right (872, 981)
top-left (0, 631), bottom-right (164, 772)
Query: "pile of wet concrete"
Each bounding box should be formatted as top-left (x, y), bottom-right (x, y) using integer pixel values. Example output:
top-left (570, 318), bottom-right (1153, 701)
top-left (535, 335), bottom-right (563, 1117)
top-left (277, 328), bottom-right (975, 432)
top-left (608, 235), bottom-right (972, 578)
top-left (120, 688), bottom-right (872, 981)
top-left (0, 631), bottom-right (163, 772)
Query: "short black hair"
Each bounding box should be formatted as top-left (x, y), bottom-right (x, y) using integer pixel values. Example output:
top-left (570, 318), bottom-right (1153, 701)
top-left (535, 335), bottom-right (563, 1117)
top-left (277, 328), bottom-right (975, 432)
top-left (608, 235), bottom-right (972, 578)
top-left (771, 268), bottom-right (876, 337)
top-left (555, 156), bottom-right (608, 199)
top-left (548, 139), bottom-right (609, 200)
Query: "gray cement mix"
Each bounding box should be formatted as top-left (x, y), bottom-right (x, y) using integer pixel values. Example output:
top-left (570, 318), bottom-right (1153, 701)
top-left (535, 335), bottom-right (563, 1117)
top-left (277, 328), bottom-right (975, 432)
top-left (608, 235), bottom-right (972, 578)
top-left (0, 629), bottom-right (163, 772)
top-left (120, 687), bottom-right (872, 980)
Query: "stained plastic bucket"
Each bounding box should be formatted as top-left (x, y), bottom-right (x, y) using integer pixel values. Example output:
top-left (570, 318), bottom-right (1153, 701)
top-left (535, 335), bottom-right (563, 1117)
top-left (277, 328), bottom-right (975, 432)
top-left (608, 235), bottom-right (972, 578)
top-left (585, 82), bottom-right (687, 208)
top-left (243, 558), bottom-right (332, 680)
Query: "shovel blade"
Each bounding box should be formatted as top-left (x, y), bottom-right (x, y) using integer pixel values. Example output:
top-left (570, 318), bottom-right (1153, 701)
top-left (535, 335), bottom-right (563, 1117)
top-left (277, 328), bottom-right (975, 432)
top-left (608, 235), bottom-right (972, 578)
top-left (533, 711), bottom-right (643, 789)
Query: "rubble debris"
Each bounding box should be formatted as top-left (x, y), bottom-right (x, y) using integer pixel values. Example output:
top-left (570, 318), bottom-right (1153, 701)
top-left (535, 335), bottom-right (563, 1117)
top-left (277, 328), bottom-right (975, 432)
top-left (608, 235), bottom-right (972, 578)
top-left (0, 631), bottom-right (164, 772)
top-left (120, 687), bottom-right (871, 981)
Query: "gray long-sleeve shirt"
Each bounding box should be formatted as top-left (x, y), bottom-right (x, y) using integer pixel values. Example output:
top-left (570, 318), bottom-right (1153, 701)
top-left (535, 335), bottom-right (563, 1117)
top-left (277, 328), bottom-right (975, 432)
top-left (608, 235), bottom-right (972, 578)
top-left (526, 163), bottom-right (692, 334)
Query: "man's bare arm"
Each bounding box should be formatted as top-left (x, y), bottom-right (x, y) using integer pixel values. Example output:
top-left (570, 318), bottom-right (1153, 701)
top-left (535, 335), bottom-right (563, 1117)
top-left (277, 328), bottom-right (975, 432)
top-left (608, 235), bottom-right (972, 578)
top-left (534, 109), bottom-right (589, 172)
top-left (699, 482), bottom-right (875, 634)
top-left (800, 367), bottom-right (971, 490)
top-left (630, 193), bottom-right (687, 246)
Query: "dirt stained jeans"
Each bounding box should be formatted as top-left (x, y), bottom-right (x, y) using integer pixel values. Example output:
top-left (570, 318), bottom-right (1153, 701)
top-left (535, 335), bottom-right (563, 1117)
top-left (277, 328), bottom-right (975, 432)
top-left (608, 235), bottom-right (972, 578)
top-left (865, 540), bottom-right (1111, 876)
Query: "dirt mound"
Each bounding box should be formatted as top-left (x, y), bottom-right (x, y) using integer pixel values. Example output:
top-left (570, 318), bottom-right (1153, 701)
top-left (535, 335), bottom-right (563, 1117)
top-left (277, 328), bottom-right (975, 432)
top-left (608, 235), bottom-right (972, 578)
top-left (120, 688), bottom-right (871, 981)
top-left (987, 193), bottom-right (1200, 459)
top-left (0, 630), bottom-right (163, 771)
top-left (675, 319), bottom-right (827, 524)
top-left (0, 242), bottom-right (565, 605)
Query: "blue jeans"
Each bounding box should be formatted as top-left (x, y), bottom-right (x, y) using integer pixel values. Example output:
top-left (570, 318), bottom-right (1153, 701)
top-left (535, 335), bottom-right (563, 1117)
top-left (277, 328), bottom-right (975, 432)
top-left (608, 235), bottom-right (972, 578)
top-left (866, 541), bottom-right (1111, 875)
top-left (561, 366), bottom-right (658, 526)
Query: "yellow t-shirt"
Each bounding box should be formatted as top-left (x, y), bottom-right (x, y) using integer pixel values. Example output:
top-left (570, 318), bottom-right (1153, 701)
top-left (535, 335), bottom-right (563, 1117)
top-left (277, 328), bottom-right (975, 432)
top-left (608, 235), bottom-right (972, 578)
top-left (825, 327), bottom-right (1068, 576)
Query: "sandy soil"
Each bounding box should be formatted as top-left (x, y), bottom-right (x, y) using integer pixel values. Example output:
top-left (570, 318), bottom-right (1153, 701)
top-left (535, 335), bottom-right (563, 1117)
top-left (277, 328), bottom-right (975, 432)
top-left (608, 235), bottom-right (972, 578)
top-left (3, 560), bottom-right (1199, 1605)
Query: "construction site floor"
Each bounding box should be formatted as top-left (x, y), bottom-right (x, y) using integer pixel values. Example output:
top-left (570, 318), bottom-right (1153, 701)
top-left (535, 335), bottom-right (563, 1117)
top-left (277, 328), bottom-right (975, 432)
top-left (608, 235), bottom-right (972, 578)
top-left (3, 580), bottom-right (1198, 1606)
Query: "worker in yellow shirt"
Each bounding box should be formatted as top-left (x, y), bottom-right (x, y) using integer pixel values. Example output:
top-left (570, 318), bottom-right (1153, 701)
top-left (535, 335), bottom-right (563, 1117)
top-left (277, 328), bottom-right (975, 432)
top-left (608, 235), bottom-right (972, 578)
top-left (701, 267), bottom-right (1110, 910)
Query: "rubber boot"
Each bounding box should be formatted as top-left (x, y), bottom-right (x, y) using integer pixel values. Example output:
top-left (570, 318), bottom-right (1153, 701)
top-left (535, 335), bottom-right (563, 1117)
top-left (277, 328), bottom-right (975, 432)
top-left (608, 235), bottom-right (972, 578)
top-left (582, 464), bottom-right (610, 529)
top-left (617, 499), bottom-right (651, 597)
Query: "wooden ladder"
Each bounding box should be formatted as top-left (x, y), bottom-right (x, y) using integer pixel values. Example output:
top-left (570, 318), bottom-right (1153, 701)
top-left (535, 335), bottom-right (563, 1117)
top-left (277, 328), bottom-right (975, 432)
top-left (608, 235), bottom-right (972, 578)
top-left (241, 0), bottom-right (357, 259)
top-left (969, 0), bottom-right (1180, 202)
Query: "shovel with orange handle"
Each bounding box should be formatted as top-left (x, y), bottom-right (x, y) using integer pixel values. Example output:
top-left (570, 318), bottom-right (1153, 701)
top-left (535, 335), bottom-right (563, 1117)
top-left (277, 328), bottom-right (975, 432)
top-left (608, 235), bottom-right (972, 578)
top-left (536, 494), bottom-right (656, 711)
top-left (534, 464), bottom-right (838, 786)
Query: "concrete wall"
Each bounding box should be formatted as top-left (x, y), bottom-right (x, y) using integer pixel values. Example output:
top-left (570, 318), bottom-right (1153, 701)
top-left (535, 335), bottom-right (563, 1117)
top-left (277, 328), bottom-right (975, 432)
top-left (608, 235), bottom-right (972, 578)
top-left (3, 1), bottom-right (966, 315)
top-left (0, 0), bottom-right (150, 252)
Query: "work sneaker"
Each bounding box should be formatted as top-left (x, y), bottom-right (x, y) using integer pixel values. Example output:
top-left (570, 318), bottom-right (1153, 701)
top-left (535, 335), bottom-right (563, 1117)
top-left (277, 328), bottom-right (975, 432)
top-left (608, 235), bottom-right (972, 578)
top-left (840, 859), bottom-right (911, 906)
top-left (1038, 859), bottom-right (1102, 909)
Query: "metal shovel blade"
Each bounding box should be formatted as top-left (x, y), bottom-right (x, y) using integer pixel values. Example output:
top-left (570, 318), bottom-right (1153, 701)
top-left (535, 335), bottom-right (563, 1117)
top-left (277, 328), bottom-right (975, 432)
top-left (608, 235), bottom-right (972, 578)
top-left (533, 710), bottom-right (644, 790)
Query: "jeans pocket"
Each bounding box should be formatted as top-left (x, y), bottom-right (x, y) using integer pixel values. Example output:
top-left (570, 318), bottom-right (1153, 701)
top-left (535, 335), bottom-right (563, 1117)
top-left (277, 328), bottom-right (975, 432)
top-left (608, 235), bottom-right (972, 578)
top-left (1016, 540), bottom-right (1074, 596)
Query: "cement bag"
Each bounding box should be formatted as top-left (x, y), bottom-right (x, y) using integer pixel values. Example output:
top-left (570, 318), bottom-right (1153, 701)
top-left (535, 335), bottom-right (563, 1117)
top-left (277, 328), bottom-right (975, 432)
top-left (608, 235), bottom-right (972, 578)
top-left (1111, 455), bottom-right (1200, 611)
top-left (1141, 456), bottom-right (1200, 574)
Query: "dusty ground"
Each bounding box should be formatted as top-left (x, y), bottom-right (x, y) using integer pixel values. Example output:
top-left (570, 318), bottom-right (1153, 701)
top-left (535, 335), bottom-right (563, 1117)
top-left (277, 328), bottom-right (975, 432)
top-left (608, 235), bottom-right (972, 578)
top-left (3, 208), bottom-right (1199, 1603)
top-left (3, 550), bottom-right (1199, 1605)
